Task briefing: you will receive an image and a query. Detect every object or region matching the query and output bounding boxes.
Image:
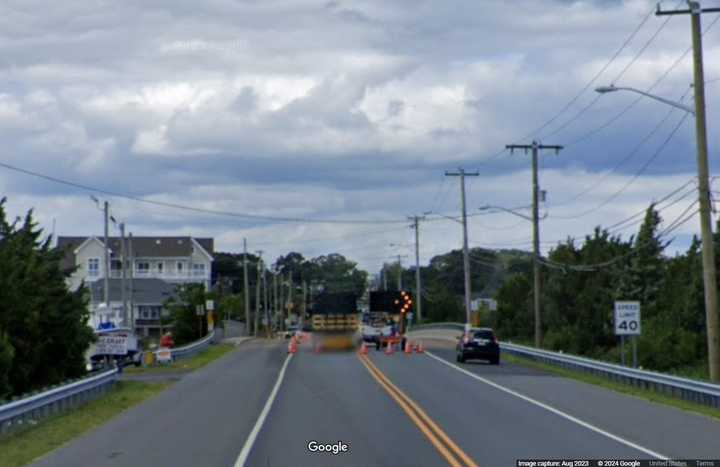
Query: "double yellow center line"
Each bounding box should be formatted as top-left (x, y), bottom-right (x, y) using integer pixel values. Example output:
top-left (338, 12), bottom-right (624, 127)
top-left (357, 354), bottom-right (478, 467)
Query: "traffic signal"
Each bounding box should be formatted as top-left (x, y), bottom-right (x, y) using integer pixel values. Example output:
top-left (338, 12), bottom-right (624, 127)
top-left (369, 291), bottom-right (413, 314)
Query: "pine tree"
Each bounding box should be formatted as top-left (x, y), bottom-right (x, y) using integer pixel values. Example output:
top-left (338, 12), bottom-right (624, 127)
top-left (0, 198), bottom-right (94, 397)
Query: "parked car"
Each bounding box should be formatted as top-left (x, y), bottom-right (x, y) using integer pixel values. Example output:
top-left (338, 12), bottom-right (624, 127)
top-left (456, 327), bottom-right (500, 364)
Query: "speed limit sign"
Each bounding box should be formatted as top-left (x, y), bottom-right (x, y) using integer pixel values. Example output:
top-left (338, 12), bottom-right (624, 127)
top-left (614, 301), bottom-right (641, 335)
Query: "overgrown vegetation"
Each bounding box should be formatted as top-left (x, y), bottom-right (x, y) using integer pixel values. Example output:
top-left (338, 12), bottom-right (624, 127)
top-left (493, 205), bottom-right (711, 377)
top-left (0, 199), bottom-right (95, 399)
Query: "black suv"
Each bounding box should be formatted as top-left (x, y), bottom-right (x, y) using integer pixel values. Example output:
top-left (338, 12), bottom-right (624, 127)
top-left (456, 328), bottom-right (500, 364)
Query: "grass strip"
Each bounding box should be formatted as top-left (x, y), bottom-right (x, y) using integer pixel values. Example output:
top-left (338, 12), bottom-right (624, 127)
top-left (0, 381), bottom-right (168, 467)
top-left (125, 343), bottom-right (236, 374)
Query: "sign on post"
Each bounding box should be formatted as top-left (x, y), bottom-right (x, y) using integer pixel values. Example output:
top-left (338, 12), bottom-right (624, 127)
top-left (614, 301), bottom-right (641, 335)
top-left (95, 335), bottom-right (129, 355)
top-left (205, 300), bottom-right (215, 311)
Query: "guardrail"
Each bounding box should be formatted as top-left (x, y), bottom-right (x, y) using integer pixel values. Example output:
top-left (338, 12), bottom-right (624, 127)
top-left (409, 323), bottom-right (720, 409)
top-left (168, 330), bottom-right (215, 360)
top-left (0, 368), bottom-right (118, 436)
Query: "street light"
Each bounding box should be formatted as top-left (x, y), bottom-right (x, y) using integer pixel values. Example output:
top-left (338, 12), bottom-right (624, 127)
top-left (595, 85), bottom-right (695, 114)
top-left (478, 204), bottom-right (541, 222)
top-left (597, 82), bottom-right (720, 380)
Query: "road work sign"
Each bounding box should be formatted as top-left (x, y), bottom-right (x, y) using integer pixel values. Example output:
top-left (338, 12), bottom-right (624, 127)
top-left (614, 301), bottom-right (641, 335)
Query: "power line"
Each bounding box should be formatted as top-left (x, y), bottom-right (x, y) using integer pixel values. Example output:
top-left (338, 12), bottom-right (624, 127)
top-left (550, 87), bottom-right (693, 208)
top-left (0, 160), bottom-right (409, 225)
top-left (562, 12), bottom-right (720, 150)
top-left (548, 111), bottom-right (691, 220)
top-left (540, 198), bottom-right (699, 272)
top-left (511, 5), bottom-right (656, 144)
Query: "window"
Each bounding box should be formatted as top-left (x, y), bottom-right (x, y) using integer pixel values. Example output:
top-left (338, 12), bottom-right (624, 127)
top-left (88, 258), bottom-right (100, 277)
top-left (157, 262), bottom-right (164, 274)
top-left (192, 263), bottom-right (206, 276)
top-left (177, 261), bottom-right (184, 273)
top-left (136, 262), bottom-right (150, 275)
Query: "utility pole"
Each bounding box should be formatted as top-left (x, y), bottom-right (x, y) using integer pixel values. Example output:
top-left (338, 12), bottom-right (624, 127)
top-left (263, 264), bottom-right (270, 337)
top-left (301, 280), bottom-right (307, 329)
top-left (119, 222), bottom-right (127, 327)
top-left (103, 201), bottom-right (110, 307)
top-left (255, 252), bottom-right (263, 337)
top-left (243, 239), bottom-right (250, 336)
top-left (273, 270), bottom-right (279, 332)
top-left (128, 232), bottom-right (134, 334)
top-left (382, 265), bottom-right (388, 291)
top-left (396, 255), bottom-right (403, 290)
top-left (658, 1), bottom-right (720, 381)
top-left (506, 141), bottom-right (562, 348)
top-left (409, 215), bottom-right (425, 322)
top-left (445, 168), bottom-right (479, 335)
top-left (287, 272), bottom-right (293, 331)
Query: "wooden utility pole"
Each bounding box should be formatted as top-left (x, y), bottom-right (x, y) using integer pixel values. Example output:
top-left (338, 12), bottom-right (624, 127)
top-left (255, 253), bottom-right (263, 337)
top-left (445, 168), bottom-right (479, 335)
top-left (409, 215), bottom-right (425, 323)
top-left (243, 239), bottom-right (250, 336)
top-left (506, 142), bottom-right (562, 348)
top-left (657, 1), bottom-right (720, 381)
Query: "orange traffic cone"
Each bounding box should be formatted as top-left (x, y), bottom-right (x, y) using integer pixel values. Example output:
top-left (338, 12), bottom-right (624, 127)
top-left (384, 341), bottom-right (394, 355)
top-left (415, 341), bottom-right (424, 354)
top-left (287, 340), bottom-right (296, 354)
top-left (404, 340), bottom-right (412, 354)
top-left (313, 342), bottom-right (321, 354)
top-left (360, 342), bottom-right (368, 355)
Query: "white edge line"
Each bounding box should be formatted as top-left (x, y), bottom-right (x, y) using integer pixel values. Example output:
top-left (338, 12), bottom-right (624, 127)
top-left (425, 351), bottom-right (668, 460)
top-left (234, 353), bottom-right (294, 467)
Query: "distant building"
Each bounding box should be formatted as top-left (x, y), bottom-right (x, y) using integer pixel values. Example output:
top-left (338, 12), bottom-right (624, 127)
top-left (57, 236), bottom-right (214, 335)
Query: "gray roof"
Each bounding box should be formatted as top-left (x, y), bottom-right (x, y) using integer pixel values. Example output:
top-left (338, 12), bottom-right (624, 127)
top-left (88, 278), bottom-right (179, 304)
top-left (57, 236), bottom-right (214, 271)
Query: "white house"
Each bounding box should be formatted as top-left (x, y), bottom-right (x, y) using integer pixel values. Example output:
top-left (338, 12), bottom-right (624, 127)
top-left (58, 236), bottom-right (214, 336)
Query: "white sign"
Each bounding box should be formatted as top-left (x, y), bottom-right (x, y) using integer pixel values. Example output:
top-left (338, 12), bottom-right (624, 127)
top-left (96, 335), bottom-right (129, 355)
top-left (156, 347), bottom-right (172, 363)
top-left (614, 301), bottom-right (641, 335)
top-left (196, 305), bottom-right (204, 316)
top-left (205, 300), bottom-right (215, 311)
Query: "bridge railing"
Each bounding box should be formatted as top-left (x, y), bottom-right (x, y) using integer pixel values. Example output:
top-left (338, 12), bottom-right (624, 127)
top-left (409, 323), bottom-right (720, 409)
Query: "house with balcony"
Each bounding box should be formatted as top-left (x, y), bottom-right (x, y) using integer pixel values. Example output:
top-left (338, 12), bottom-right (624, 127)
top-left (57, 236), bottom-right (214, 336)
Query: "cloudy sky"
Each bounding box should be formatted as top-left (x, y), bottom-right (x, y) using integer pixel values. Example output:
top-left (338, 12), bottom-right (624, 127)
top-left (1, 0), bottom-right (719, 273)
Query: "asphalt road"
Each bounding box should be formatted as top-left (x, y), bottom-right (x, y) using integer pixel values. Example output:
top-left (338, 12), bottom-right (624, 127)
top-left (30, 337), bottom-right (720, 467)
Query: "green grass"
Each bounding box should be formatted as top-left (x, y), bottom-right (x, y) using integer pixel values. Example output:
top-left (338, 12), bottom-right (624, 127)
top-left (0, 381), bottom-right (168, 467)
top-left (124, 343), bottom-right (236, 374)
top-left (504, 353), bottom-right (720, 420)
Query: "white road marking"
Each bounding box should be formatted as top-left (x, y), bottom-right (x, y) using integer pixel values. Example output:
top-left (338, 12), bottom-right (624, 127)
top-left (425, 351), bottom-right (668, 460)
top-left (234, 353), bottom-right (294, 467)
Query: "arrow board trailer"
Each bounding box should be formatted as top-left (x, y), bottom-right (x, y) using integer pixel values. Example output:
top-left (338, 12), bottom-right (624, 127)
top-left (309, 292), bottom-right (360, 351)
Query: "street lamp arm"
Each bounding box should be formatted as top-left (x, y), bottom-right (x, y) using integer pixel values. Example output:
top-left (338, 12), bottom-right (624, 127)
top-left (595, 85), bottom-right (695, 115)
top-left (479, 205), bottom-right (533, 222)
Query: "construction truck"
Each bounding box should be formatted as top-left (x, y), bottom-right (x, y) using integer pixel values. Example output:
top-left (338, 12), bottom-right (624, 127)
top-left (309, 292), bottom-right (360, 350)
top-left (364, 291), bottom-right (413, 351)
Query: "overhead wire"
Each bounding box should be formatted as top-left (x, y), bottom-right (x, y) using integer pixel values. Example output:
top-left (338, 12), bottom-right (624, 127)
top-left (548, 110), bottom-right (691, 220)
